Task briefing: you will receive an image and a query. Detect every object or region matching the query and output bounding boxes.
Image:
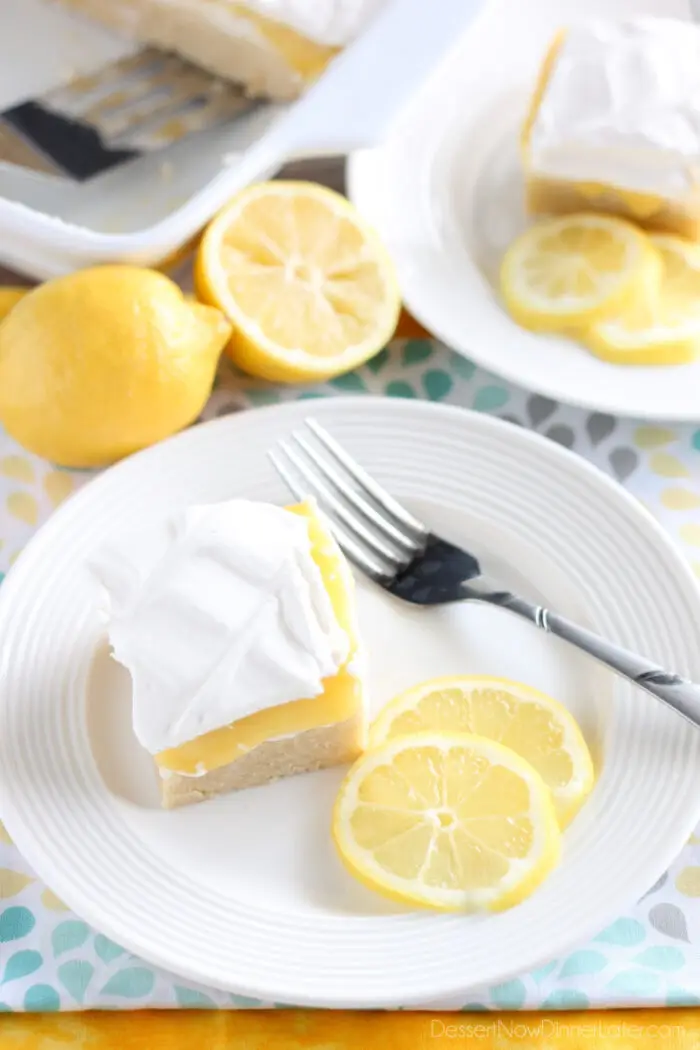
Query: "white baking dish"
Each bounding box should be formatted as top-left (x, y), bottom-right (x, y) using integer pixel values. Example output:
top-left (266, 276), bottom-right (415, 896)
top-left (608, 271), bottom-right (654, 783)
top-left (0, 0), bottom-right (483, 279)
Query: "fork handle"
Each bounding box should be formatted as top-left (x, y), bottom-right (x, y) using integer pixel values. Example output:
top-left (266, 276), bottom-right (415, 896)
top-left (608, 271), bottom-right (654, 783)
top-left (465, 586), bottom-right (700, 730)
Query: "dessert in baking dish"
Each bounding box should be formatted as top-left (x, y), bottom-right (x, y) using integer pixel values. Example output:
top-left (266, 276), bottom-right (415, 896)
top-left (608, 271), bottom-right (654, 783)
top-left (92, 498), bottom-right (366, 808)
top-left (54, 0), bottom-right (385, 99)
top-left (522, 18), bottom-right (700, 240)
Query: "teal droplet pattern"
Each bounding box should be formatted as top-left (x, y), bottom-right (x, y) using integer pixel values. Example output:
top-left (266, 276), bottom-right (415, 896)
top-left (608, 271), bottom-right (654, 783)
top-left (635, 946), bottom-right (686, 971)
top-left (58, 961), bottom-right (94, 1004)
top-left (330, 373), bottom-right (366, 393)
top-left (230, 994), bottom-right (264, 1007)
top-left (606, 970), bottom-right (660, 997)
top-left (2, 950), bottom-right (42, 985)
top-left (449, 352), bottom-right (477, 380)
top-left (422, 369), bottom-right (453, 401)
top-left (473, 385), bottom-right (510, 413)
top-left (558, 950), bottom-right (608, 978)
top-left (0, 907), bottom-right (35, 943)
top-left (94, 934), bottom-right (125, 963)
top-left (667, 987), bottom-right (700, 1006)
top-left (174, 986), bottom-right (217, 1008)
top-left (23, 984), bottom-right (60, 1012)
top-left (366, 347), bottom-right (389, 374)
top-left (542, 989), bottom-right (591, 1010)
top-left (385, 380), bottom-right (417, 399)
top-left (101, 967), bottom-right (155, 999)
top-left (402, 340), bottom-right (434, 366)
top-left (530, 961), bottom-right (558, 983)
top-left (51, 920), bottom-right (89, 957)
top-left (595, 918), bottom-right (647, 946)
top-left (489, 978), bottom-right (526, 1009)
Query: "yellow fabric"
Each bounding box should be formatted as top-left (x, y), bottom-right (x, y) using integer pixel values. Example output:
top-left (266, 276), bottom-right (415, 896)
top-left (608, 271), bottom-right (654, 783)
top-left (0, 1010), bottom-right (698, 1048)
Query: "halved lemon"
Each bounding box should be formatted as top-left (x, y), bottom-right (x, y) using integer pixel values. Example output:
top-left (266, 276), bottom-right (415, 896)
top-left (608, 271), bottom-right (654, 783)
top-left (369, 676), bottom-right (594, 827)
top-left (196, 181), bottom-right (401, 382)
top-left (585, 235), bottom-right (700, 365)
top-left (332, 731), bottom-right (560, 912)
top-left (500, 213), bottom-right (658, 331)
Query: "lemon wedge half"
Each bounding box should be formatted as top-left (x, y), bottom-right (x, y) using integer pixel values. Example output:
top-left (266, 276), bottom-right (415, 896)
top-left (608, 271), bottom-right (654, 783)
top-left (196, 181), bottom-right (401, 382)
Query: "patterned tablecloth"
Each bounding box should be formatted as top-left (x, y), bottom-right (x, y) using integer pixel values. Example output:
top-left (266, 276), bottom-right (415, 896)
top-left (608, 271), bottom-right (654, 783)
top-left (3, 311), bottom-right (700, 1014)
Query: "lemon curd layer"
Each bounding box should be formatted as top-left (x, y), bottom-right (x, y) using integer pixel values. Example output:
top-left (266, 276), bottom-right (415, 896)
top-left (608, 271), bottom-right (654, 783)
top-left (55, 0), bottom-right (352, 95)
top-left (155, 501), bottom-right (363, 776)
top-left (522, 19), bottom-right (700, 234)
top-left (229, 4), bottom-right (338, 80)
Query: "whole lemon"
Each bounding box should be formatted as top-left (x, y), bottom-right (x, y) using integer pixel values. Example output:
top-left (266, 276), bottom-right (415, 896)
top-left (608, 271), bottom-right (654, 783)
top-left (0, 266), bottom-right (231, 468)
top-left (0, 287), bottom-right (28, 322)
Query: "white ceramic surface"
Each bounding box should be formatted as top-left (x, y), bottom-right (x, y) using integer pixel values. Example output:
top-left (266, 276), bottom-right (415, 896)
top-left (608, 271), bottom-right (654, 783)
top-left (1, 397), bottom-right (700, 1006)
top-left (347, 0), bottom-right (700, 420)
top-left (0, 0), bottom-right (476, 278)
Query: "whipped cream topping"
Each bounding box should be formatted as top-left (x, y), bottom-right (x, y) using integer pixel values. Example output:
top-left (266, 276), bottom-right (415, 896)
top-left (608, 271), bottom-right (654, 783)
top-left (141, 0), bottom-right (385, 47)
top-left (91, 500), bottom-right (349, 754)
top-left (238, 0), bottom-right (385, 46)
top-left (527, 18), bottom-right (700, 201)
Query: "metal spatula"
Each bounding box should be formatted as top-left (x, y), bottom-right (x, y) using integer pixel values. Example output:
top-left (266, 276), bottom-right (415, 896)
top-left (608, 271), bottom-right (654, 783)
top-left (1, 48), bottom-right (260, 180)
top-left (0, 0), bottom-right (483, 181)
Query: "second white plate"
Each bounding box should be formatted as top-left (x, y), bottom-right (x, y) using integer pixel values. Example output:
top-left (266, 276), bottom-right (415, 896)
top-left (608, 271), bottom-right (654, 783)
top-left (1, 397), bottom-right (700, 1007)
top-left (348, 0), bottom-right (700, 420)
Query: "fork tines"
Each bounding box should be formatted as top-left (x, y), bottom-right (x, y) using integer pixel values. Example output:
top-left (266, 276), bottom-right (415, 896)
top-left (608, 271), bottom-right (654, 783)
top-left (269, 419), bottom-right (428, 581)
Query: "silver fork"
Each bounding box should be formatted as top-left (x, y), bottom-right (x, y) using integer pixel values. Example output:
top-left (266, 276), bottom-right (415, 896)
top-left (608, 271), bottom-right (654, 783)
top-left (270, 418), bottom-right (700, 731)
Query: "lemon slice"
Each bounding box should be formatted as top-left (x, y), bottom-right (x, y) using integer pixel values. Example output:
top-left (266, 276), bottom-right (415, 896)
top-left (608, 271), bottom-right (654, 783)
top-left (369, 676), bottom-right (594, 827)
top-left (585, 235), bottom-right (700, 365)
top-left (332, 731), bottom-right (560, 911)
top-left (500, 213), bottom-right (657, 331)
top-left (196, 181), bottom-right (401, 383)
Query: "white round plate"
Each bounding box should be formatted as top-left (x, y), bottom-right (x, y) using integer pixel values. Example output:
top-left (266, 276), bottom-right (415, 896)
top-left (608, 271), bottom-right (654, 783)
top-left (1, 397), bottom-right (700, 1008)
top-left (347, 0), bottom-right (700, 421)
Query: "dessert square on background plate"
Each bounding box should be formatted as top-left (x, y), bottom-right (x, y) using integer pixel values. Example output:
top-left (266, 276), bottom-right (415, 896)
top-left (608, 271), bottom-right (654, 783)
top-left (347, 0), bottom-right (700, 420)
top-left (0, 397), bottom-right (699, 1007)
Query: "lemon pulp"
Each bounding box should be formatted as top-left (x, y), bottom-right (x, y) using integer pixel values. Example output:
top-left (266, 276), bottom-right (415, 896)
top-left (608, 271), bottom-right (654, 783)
top-left (332, 731), bottom-right (561, 911)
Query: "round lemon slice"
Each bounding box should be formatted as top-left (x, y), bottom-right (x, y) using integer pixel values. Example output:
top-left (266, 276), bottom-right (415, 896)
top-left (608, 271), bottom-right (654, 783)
top-left (369, 676), bottom-right (594, 827)
top-left (585, 235), bottom-right (700, 365)
top-left (500, 213), bottom-right (658, 331)
top-left (196, 181), bottom-right (401, 383)
top-left (332, 731), bottom-right (560, 912)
